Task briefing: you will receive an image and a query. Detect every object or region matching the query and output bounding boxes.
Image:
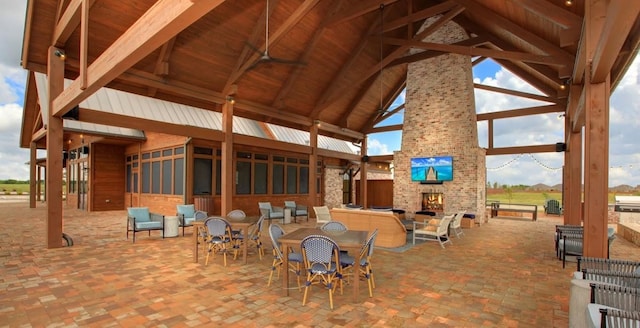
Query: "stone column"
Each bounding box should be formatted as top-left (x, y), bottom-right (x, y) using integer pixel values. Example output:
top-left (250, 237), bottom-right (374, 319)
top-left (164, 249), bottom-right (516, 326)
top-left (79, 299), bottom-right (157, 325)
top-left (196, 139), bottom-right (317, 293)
top-left (394, 16), bottom-right (486, 221)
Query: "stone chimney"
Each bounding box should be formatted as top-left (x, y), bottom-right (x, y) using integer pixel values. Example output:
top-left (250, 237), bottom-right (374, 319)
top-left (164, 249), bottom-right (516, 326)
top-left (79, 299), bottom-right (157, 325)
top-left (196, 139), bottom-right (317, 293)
top-left (393, 16), bottom-right (486, 221)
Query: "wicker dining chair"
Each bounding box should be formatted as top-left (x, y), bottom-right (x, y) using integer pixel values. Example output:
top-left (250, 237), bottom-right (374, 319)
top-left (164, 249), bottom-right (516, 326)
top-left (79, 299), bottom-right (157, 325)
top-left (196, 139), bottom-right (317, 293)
top-left (267, 224), bottom-right (302, 290)
top-left (300, 235), bottom-right (343, 309)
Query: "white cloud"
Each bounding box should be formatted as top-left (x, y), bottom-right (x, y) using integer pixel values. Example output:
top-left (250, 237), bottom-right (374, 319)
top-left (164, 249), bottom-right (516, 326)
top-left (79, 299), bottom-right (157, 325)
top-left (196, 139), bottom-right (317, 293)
top-left (366, 138), bottom-right (390, 156)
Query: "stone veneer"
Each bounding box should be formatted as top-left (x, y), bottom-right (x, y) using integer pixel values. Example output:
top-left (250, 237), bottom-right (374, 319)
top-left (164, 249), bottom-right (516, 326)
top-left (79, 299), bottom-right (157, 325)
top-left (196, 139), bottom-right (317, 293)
top-left (323, 167), bottom-right (344, 210)
top-left (393, 16), bottom-right (486, 221)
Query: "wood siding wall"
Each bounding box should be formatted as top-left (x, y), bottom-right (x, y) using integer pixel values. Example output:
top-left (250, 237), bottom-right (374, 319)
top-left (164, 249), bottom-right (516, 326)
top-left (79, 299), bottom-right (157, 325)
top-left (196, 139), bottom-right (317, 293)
top-left (91, 143), bottom-right (126, 211)
top-left (356, 180), bottom-right (394, 207)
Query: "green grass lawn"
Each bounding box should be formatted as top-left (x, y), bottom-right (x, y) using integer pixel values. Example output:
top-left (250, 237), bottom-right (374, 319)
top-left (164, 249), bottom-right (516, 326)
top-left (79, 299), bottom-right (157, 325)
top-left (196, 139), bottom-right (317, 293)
top-left (487, 190), bottom-right (626, 209)
top-left (0, 184), bottom-right (32, 194)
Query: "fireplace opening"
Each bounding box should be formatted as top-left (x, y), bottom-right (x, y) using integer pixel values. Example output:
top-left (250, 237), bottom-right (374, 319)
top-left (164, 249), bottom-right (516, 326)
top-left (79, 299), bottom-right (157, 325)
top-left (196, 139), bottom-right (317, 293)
top-left (422, 192), bottom-right (444, 211)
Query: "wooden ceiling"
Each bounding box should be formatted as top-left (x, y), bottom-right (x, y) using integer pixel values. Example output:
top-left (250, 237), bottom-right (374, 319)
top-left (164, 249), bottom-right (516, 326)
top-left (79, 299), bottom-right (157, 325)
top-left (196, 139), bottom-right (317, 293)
top-left (21, 0), bottom-right (640, 143)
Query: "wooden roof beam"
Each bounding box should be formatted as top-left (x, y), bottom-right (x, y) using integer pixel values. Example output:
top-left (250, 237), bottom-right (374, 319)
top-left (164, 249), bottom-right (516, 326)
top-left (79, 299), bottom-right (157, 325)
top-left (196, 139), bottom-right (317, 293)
top-left (452, 0), bottom-right (575, 66)
top-left (52, 0), bottom-right (227, 118)
top-left (491, 58), bottom-right (560, 98)
top-left (315, 5), bottom-right (465, 115)
top-left (327, 0), bottom-right (400, 26)
top-left (52, 0), bottom-right (96, 47)
top-left (514, 0), bottom-right (582, 29)
top-left (474, 83), bottom-right (560, 104)
top-left (476, 104), bottom-right (565, 121)
top-left (365, 75), bottom-right (406, 130)
top-left (382, 1), bottom-right (458, 33)
top-left (485, 144), bottom-right (558, 155)
top-left (368, 124), bottom-right (402, 134)
top-left (383, 37), bottom-right (564, 66)
top-left (387, 36), bottom-right (489, 67)
top-left (591, 0), bottom-right (640, 83)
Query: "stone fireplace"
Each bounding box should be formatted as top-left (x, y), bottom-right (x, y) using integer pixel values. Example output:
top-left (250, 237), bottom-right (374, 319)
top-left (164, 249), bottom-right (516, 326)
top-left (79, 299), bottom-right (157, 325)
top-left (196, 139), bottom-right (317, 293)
top-left (392, 16), bottom-right (486, 221)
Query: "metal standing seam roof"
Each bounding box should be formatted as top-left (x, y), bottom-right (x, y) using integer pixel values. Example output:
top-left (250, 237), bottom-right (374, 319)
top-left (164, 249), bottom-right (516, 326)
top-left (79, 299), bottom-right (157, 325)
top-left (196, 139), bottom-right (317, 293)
top-left (33, 73), bottom-right (357, 154)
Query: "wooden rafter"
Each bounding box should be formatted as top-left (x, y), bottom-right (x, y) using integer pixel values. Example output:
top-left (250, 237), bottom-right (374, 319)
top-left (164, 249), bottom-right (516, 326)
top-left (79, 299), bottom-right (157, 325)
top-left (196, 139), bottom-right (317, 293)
top-left (383, 37), bottom-right (564, 66)
top-left (327, 0), bottom-right (400, 26)
top-left (451, 0), bottom-right (576, 66)
top-left (473, 84), bottom-right (560, 104)
top-left (382, 1), bottom-right (457, 33)
top-left (364, 75), bottom-right (406, 130)
top-left (147, 37), bottom-right (176, 96)
top-left (387, 36), bottom-right (489, 67)
top-left (314, 4), bottom-right (465, 116)
top-left (52, 0), bottom-right (227, 117)
top-left (590, 0), bottom-right (640, 83)
top-left (476, 104), bottom-right (565, 121)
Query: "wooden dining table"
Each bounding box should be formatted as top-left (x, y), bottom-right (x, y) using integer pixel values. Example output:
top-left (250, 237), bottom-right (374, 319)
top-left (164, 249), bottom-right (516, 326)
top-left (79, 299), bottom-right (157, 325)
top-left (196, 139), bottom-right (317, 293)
top-left (192, 216), bottom-right (261, 264)
top-left (278, 227), bottom-right (369, 302)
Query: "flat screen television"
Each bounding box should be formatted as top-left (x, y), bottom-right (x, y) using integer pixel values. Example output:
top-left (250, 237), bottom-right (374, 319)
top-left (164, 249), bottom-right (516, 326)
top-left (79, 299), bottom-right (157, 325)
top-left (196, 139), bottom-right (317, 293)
top-left (410, 156), bottom-right (453, 182)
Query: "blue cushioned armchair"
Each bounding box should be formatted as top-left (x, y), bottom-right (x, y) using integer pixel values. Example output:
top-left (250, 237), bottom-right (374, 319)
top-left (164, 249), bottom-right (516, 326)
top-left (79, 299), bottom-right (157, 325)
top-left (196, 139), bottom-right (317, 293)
top-left (127, 207), bottom-right (164, 243)
top-left (258, 202), bottom-right (285, 224)
top-left (284, 201), bottom-right (308, 223)
top-left (177, 204), bottom-right (207, 236)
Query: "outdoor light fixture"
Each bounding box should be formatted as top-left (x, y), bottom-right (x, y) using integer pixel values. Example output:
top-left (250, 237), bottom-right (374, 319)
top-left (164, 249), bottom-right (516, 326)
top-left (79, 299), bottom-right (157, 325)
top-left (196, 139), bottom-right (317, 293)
top-left (225, 96), bottom-right (235, 104)
top-left (564, 0), bottom-right (572, 6)
top-left (54, 50), bottom-right (66, 60)
top-left (314, 119), bottom-right (321, 126)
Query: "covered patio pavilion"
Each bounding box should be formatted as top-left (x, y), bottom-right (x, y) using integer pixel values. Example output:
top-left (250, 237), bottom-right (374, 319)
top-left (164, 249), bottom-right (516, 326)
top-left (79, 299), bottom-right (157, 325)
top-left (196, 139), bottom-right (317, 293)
top-left (1, 201), bottom-right (640, 326)
top-left (19, 1), bottom-right (640, 262)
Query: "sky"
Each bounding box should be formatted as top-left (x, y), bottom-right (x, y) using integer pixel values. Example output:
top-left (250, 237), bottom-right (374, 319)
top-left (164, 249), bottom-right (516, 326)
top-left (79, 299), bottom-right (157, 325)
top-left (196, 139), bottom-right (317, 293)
top-left (0, 1), bottom-right (638, 187)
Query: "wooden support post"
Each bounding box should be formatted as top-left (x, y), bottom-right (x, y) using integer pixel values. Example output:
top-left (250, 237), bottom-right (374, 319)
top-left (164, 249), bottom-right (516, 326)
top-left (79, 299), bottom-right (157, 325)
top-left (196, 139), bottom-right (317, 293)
top-left (46, 46), bottom-right (65, 248)
top-left (582, 0), bottom-right (610, 258)
top-left (29, 142), bottom-right (37, 208)
top-left (564, 84), bottom-right (583, 225)
top-left (360, 137), bottom-right (368, 208)
top-left (309, 124), bottom-right (318, 207)
top-left (220, 98), bottom-right (234, 216)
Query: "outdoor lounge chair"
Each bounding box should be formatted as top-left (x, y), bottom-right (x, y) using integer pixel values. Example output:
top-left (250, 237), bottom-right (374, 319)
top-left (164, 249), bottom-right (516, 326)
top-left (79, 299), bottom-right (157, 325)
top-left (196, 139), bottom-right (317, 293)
top-left (412, 214), bottom-right (454, 248)
top-left (126, 207), bottom-right (164, 243)
top-left (284, 201), bottom-right (308, 222)
top-left (258, 202), bottom-right (285, 224)
top-left (313, 206), bottom-right (332, 227)
top-left (544, 199), bottom-right (563, 215)
top-left (176, 204), bottom-right (207, 236)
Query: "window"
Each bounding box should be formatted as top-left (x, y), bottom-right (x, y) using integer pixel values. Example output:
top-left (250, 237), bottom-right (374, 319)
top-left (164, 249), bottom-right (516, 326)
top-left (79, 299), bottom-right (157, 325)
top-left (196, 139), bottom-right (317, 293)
top-left (254, 162), bottom-right (268, 194)
top-left (174, 158), bottom-right (184, 195)
top-left (236, 161), bottom-right (251, 194)
top-left (194, 158), bottom-right (212, 195)
top-left (131, 147), bottom-right (184, 195)
top-left (272, 158), bottom-right (284, 194)
top-left (287, 165), bottom-right (298, 194)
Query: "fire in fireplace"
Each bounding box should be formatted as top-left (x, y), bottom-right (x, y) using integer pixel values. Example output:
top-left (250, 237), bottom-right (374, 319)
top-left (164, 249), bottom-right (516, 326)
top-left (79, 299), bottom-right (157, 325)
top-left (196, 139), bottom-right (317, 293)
top-left (422, 192), bottom-right (444, 211)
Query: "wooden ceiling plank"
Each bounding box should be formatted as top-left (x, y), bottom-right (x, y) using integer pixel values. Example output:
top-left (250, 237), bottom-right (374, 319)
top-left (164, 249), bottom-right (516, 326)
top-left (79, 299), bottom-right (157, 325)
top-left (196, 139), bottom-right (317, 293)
top-left (52, 0), bottom-right (227, 118)
top-left (315, 5), bottom-right (465, 115)
top-left (383, 37), bottom-right (563, 65)
top-left (382, 1), bottom-right (457, 33)
top-left (273, 0), bottom-right (342, 109)
top-left (591, 0), bottom-right (640, 83)
top-left (387, 36), bottom-right (488, 67)
top-left (476, 104), bottom-right (564, 121)
top-left (514, 0), bottom-right (582, 29)
top-left (224, 0), bottom-right (321, 91)
top-left (311, 6), bottom-right (391, 118)
top-left (474, 83), bottom-right (559, 104)
top-left (327, 0), bottom-right (400, 27)
top-left (452, 0), bottom-right (575, 64)
top-left (223, 0), bottom-right (276, 95)
top-left (341, 74), bottom-right (377, 127)
top-left (52, 0), bottom-right (96, 47)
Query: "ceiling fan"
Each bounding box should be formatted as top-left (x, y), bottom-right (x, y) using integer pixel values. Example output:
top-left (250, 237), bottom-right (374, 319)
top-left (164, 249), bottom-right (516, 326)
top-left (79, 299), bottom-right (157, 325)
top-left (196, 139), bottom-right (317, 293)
top-left (246, 0), bottom-right (305, 70)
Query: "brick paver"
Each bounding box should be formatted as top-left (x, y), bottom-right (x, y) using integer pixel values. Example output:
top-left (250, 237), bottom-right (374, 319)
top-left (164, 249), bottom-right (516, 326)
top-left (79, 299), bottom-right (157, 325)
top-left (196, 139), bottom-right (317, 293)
top-left (1, 202), bottom-right (639, 327)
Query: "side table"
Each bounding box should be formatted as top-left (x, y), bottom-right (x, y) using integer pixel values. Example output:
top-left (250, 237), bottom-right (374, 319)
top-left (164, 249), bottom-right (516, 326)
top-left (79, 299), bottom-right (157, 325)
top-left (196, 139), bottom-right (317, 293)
top-left (164, 216), bottom-right (179, 237)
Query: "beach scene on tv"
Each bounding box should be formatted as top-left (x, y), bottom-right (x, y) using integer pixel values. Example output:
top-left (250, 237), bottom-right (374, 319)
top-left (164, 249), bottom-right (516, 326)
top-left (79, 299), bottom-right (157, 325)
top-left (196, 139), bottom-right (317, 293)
top-left (410, 156), bottom-right (454, 182)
